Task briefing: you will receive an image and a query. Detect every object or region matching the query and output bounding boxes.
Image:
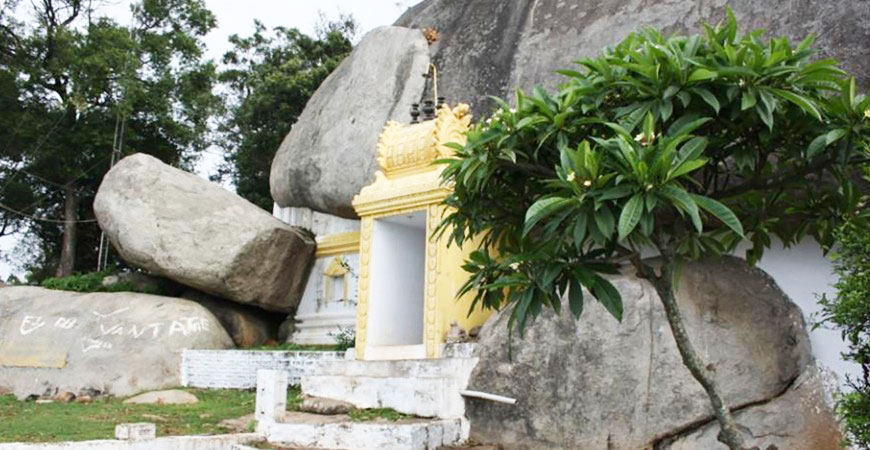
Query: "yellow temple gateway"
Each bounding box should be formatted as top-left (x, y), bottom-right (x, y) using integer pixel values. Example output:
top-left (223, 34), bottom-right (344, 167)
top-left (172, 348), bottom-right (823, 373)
top-left (351, 103), bottom-right (492, 360)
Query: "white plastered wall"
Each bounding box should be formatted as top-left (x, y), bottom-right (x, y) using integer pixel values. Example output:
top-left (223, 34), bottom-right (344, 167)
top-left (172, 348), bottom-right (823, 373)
top-left (367, 212), bottom-right (427, 347)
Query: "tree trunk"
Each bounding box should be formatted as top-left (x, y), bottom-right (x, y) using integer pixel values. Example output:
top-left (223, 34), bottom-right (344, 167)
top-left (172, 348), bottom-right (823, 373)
top-left (635, 259), bottom-right (750, 450)
top-left (55, 184), bottom-right (78, 277)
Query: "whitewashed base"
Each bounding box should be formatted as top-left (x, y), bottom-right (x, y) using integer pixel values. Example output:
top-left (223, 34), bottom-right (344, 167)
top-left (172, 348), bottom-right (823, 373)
top-left (263, 416), bottom-right (466, 450)
top-left (300, 344), bottom-right (479, 419)
top-left (180, 350), bottom-right (344, 388)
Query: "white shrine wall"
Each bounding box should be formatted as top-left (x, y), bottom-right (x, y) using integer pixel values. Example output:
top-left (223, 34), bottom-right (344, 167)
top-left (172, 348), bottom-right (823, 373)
top-left (367, 212), bottom-right (427, 347)
top-left (274, 205), bottom-right (360, 345)
top-left (743, 240), bottom-right (856, 386)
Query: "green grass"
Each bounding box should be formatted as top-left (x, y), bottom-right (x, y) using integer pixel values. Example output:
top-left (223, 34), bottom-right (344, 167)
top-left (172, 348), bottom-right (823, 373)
top-left (347, 407), bottom-right (410, 422)
top-left (0, 388), bottom-right (258, 443)
top-left (0, 385), bottom-right (411, 443)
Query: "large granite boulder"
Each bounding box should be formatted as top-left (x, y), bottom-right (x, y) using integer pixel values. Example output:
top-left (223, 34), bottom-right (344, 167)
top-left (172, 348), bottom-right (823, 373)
top-left (94, 153), bottom-right (315, 313)
top-left (181, 290), bottom-right (281, 348)
top-left (271, 1), bottom-right (870, 216)
top-left (465, 257), bottom-right (840, 449)
top-left (397, 0), bottom-right (870, 119)
top-left (269, 26), bottom-right (430, 218)
top-left (0, 287), bottom-right (233, 399)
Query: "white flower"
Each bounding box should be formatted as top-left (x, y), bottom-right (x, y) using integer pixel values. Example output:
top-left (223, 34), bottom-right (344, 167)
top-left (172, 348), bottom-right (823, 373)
top-left (864, 109), bottom-right (870, 119)
top-left (509, 262), bottom-right (520, 271)
top-left (566, 171), bottom-right (576, 182)
top-left (739, 79), bottom-right (746, 87)
top-left (583, 180), bottom-right (593, 187)
top-left (634, 133), bottom-right (644, 142)
top-left (646, 183), bottom-right (654, 191)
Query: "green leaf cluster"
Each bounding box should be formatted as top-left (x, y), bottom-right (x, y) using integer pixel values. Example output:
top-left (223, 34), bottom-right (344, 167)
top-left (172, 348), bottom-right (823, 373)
top-left (0, 0), bottom-right (222, 278)
top-left (439, 10), bottom-right (870, 336)
top-left (817, 220), bottom-right (870, 447)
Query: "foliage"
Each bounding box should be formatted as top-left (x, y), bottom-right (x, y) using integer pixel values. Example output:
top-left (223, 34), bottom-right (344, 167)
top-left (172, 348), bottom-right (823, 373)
top-left (40, 270), bottom-right (118, 292)
top-left (838, 391), bottom-right (870, 447)
top-left (39, 269), bottom-right (175, 295)
top-left (817, 219), bottom-right (870, 448)
top-left (439, 9), bottom-right (869, 448)
top-left (0, 388), bottom-right (254, 443)
top-left (440, 10), bottom-right (869, 336)
top-left (216, 16), bottom-right (356, 210)
top-left (0, 0), bottom-right (221, 279)
top-left (286, 385), bottom-right (303, 410)
top-left (347, 407), bottom-right (410, 422)
top-left (329, 326), bottom-right (356, 352)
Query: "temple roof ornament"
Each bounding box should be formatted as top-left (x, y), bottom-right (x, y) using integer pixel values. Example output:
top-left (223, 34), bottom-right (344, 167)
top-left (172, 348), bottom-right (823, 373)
top-left (352, 103), bottom-right (471, 217)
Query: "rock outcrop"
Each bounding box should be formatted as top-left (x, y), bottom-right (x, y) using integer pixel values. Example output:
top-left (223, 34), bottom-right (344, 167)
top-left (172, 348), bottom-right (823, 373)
top-left (269, 26), bottom-right (430, 218)
top-left (397, 0), bottom-right (870, 119)
top-left (269, 1), bottom-right (870, 216)
top-left (465, 257), bottom-right (840, 449)
top-left (0, 287), bottom-right (233, 399)
top-left (181, 290), bottom-right (281, 348)
top-left (94, 153), bottom-right (315, 313)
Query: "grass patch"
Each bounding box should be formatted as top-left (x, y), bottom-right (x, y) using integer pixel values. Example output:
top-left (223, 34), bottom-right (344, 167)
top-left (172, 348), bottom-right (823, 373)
top-left (287, 385), bottom-right (303, 411)
top-left (0, 388), bottom-right (257, 443)
top-left (347, 407), bottom-right (410, 422)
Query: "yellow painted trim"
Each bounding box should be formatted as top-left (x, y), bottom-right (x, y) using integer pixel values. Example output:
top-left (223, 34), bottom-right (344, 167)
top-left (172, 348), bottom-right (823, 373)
top-left (315, 231), bottom-right (360, 257)
top-left (352, 103), bottom-right (493, 360)
top-left (354, 218), bottom-right (373, 359)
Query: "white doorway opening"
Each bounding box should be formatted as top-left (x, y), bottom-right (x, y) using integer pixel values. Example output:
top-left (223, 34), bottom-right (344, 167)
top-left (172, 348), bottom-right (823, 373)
top-left (365, 210), bottom-right (427, 359)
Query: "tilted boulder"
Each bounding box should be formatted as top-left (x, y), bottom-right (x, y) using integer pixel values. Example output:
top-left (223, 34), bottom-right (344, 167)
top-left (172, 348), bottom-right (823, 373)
top-left (269, 26), bottom-right (430, 218)
top-left (181, 290), bottom-right (281, 348)
top-left (95, 153), bottom-right (315, 313)
top-left (465, 257), bottom-right (840, 449)
top-left (0, 287), bottom-right (233, 399)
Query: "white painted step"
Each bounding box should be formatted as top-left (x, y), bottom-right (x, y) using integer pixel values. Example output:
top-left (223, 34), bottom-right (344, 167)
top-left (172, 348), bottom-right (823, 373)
top-left (263, 412), bottom-right (466, 450)
top-left (301, 355), bottom-right (478, 419)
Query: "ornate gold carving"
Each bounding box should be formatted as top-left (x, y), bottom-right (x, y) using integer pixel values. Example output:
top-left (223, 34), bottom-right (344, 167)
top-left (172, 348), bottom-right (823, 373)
top-left (315, 231), bottom-right (361, 257)
top-left (424, 203), bottom-right (441, 358)
top-left (375, 120), bottom-right (437, 178)
top-left (323, 256), bottom-right (350, 304)
top-left (323, 257), bottom-right (349, 277)
top-left (371, 103), bottom-right (472, 179)
top-left (435, 104), bottom-right (471, 158)
top-left (354, 217), bottom-right (373, 359)
top-left (352, 103), bottom-right (479, 360)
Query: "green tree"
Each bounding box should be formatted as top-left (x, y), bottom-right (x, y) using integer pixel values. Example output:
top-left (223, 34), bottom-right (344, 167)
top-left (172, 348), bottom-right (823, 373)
top-left (0, 0), bottom-right (220, 279)
top-left (217, 16), bottom-right (355, 210)
top-left (439, 11), bottom-right (870, 450)
top-left (818, 216), bottom-right (870, 448)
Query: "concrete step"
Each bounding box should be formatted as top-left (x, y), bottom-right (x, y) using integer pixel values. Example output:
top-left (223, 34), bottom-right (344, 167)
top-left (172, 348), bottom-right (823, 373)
top-left (263, 411), bottom-right (466, 450)
top-left (302, 374), bottom-right (464, 418)
top-left (300, 350), bottom-right (479, 419)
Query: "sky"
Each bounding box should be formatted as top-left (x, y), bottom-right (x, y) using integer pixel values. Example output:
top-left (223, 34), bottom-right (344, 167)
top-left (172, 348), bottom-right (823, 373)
top-left (0, 0), bottom-right (420, 280)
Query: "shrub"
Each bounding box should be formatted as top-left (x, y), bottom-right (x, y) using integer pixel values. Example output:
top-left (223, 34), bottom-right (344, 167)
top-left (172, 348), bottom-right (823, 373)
top-left (329, 326), bottom-right (355, 352)
top-left (439, 9), bottom-right (869, 449)
top-left (40, 270), bottom-right (117, 293)
top-left (818, 220), bottom-right (870, 447)
top-left (40, 270), bottom-right (170, 295)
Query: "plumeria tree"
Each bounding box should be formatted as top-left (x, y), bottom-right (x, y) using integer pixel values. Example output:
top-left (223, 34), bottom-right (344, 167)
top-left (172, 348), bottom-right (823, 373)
top-left (439, 10), bottom-right (870, 450)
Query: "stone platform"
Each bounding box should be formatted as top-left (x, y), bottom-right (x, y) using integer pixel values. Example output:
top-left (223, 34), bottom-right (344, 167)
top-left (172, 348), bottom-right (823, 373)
top-left (265, 412), bottom-right (466, 450)
top-left (299, 344), bottom-right (477, 419)
top-left (256, 366), bottom-right (472, 449)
